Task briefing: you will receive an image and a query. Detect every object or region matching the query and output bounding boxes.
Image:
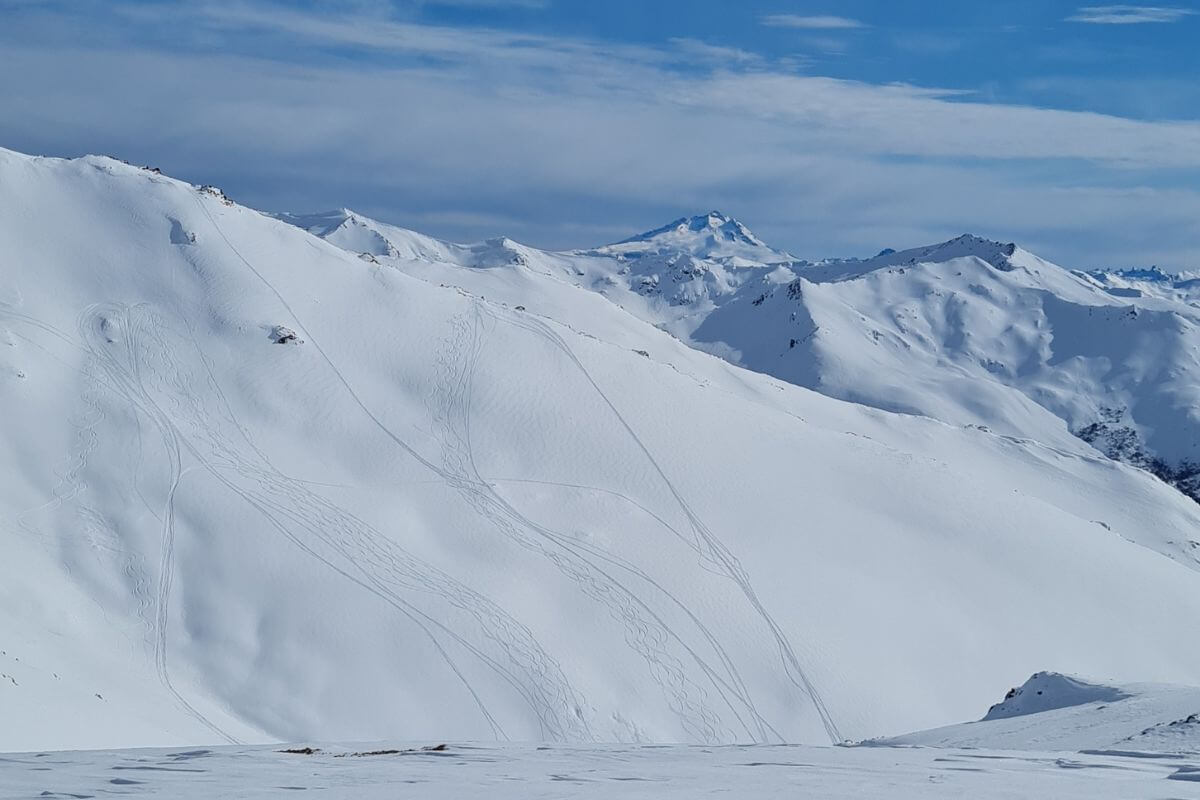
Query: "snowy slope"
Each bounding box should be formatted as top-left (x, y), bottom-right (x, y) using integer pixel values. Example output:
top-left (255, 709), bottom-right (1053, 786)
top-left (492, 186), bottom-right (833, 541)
top-left (297, 212), bottom-right (1200, 502)
top-left (5, 148), bottom-right (1200, 755)
top-left (879, 672), bottom-right (1200, 754)
top-left (740, 240), bottom-right (1200, 490)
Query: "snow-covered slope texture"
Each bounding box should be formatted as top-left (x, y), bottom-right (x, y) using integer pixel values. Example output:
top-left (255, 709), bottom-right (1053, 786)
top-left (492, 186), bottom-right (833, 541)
top-left (295, 211), bottom-right (1200, 503)
top-left (5, 148), bottom-right (1200, 754)
top-left (879, 672), bottom-right (1200, 755)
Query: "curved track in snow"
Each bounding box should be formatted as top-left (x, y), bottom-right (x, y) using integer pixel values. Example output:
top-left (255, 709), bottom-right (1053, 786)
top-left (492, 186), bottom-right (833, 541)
top-left (484, 304), bottom-right (844, 744)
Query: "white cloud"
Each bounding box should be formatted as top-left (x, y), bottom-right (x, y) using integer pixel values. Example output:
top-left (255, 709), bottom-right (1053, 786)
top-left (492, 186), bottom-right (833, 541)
top-left (422, 0), bottom-right (548, 6)
top-left (667, 38), bottom-right (763, 65)
top-left (1, 2), bottom-right (1198, 267)
top-left (1067, 5), bottom-right (1197, 23)
top-left (760, 14), bottom-right (865, 29)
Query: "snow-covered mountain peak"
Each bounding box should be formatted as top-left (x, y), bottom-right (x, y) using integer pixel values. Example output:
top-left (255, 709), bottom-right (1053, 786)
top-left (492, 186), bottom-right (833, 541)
top-left (621, 210), bottom-right (754, 243)
top-left (596, 211), bottom-right (793, 265)
top-left (791, 233), bottom-right (1052, 284)
top-left (682, 210), bottom-right (762, 243)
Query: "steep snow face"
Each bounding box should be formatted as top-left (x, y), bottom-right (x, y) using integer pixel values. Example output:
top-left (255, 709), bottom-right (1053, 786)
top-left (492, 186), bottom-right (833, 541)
top-left (758, 252), bottom-right (1200, 486)
top-left (734, 241), bottom-right (1200, 493)
top-left (6, 148), bottom-right (1200, 754)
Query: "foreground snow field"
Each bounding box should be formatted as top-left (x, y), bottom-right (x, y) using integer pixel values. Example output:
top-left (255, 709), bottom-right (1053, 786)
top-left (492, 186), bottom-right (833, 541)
top-left (4, 740), bottom-right (1199, 799)
top-left (8, 673), bottom-right (1200, 797)
top-left (3, 146), bottom-right (1200, 768)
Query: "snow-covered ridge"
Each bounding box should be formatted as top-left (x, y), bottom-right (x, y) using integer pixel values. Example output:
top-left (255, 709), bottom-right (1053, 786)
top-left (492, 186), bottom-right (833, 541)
top-left (863, 233), bottom-right (1020, 271)
top-left (792, 232), bottom-right (1036, 282)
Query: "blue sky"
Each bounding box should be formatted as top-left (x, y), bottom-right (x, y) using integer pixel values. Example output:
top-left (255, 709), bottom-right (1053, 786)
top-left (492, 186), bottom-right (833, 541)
top-left (1, 1), bottom-right (1198, 267)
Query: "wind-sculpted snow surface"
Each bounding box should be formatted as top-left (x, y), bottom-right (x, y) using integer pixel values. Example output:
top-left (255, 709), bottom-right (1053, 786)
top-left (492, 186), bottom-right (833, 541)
top-left (5, 147), bottom-right (1200, 754)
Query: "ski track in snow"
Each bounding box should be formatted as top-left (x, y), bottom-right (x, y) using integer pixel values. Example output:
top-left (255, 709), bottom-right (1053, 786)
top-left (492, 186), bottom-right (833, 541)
top-left (77, 298), bottom-right (604, 744)
top-left (1, 308), bottom-right (159, 655)
top-left (4, 183), bottom-right (841, 744)
top-left (5, 286), bottom-right (825, 745)
top-left (76, 303), bottom-right (240, 745)
top-left (431, 309), bottom-right (735, 743)
top-left (484, 304), bottom-right (844, 744)
top-left (175, 196), bottom-right (596, 741)
top-left (188, 193), bottom-right (829, 743)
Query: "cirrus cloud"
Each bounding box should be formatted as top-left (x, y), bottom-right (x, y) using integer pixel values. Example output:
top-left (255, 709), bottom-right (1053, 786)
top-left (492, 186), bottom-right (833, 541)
top-left (759, 14), bottom-right (865, 30)
top-left (1067, 5), bottom-right (1197, 24)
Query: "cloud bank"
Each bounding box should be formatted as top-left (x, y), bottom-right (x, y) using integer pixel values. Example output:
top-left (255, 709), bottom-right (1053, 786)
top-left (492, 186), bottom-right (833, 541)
top-left (0, 1), bottom-right (1196, 269)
